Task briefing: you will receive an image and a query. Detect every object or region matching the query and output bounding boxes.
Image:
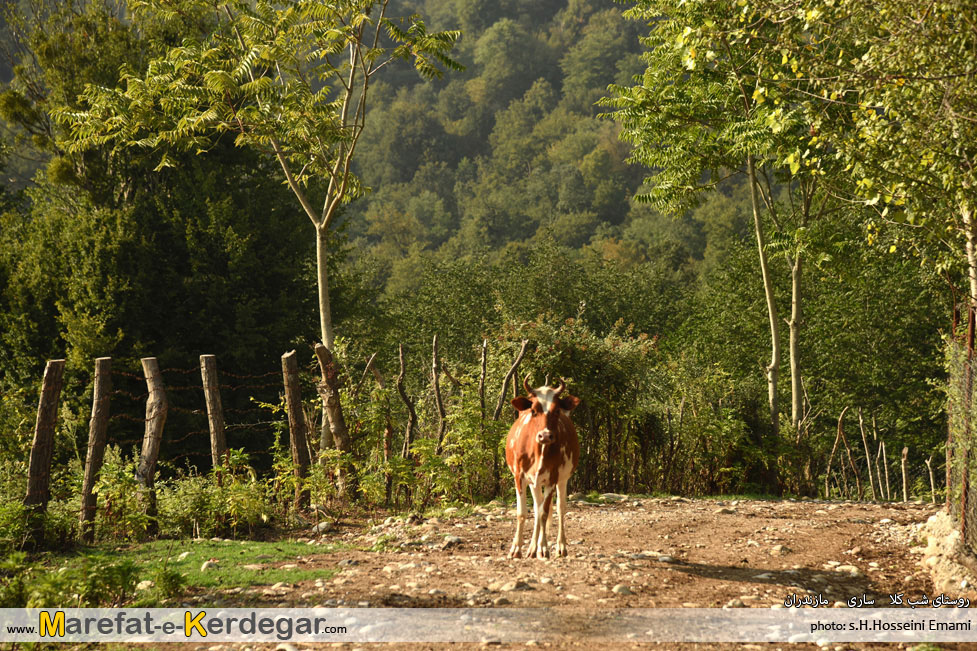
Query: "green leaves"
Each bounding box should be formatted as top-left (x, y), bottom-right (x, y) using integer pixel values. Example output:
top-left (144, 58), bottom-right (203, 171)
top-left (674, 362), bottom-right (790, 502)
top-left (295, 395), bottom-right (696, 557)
top-left (56, 0), bottom-right (461, 229)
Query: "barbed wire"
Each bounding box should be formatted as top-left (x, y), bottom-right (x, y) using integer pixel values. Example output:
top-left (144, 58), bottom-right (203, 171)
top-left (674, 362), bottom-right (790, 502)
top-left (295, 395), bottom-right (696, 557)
top-left (110, 388), bottom-right (150, 402)
top-left (161, 366), bottom-right (199, 375)
top-left (222, 369), bottom-right (280, 380)
top-left (219, 381), bottom-right (283, 392)
top-left (111, 370), bottom-right (146, 381)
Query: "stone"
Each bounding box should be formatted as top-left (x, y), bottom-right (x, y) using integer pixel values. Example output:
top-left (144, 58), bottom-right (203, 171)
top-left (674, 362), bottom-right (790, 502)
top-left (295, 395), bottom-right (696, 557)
top-left (177, 551), bottom-right (191, 561)
top-left (492, 596), bottom-right (510, 605)
top-left (500, 581), bottom-right (531, 592)
top-left (442, 535), bottom-right (463, 548)
top-left (200, 560), bottom-right (219, 571)
top-left (715, 507), bottom-right (736, 514)
top-left (611, 584), bottom-right (633, 595)
top-left (275, 644), bottom-right (298, 651)
top-left (312, 521), bottom-right (333, 533)
top-left (136, 580), bottom-right (154, 591)
top-left (835, 565), bottom-right (863, 578)
top-left (724, 598), bottom-right (746, 608)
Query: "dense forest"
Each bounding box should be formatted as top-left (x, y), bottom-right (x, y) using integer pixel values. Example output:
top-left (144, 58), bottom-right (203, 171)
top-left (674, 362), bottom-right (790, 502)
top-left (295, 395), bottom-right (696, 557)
top-left (0, 0), bottom-right (970, 549)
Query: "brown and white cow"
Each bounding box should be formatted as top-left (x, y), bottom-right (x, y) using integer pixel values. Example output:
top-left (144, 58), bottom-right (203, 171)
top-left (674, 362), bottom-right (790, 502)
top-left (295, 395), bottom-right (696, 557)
top-left (505, 375), bottom-right (580, 559)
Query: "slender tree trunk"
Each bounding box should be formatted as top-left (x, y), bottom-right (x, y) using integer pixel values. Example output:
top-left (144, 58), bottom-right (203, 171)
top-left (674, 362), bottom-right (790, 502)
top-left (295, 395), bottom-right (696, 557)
top-left (314, 225), bottom-right (341, 466)
top-left (746, 155), bottom-right (781, 436)
top-left (963, 206), bottom-right (977, 306)
top-left (789, 251), bottom-right (803, 430)
top-left (315, 226), bottom-right (335, 350)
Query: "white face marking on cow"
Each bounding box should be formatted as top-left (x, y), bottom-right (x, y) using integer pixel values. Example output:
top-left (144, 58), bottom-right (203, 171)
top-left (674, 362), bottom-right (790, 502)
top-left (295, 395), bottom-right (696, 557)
top-left (522, 413), bottom-right (532, 425)
top-left (534, 386), bottom-right (558, 414)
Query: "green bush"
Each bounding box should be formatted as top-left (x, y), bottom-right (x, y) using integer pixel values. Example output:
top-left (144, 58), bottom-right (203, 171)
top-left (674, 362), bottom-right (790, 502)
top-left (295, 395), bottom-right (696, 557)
top-left (94, 446), bottom-right (150, 541)
top-left (0, 553), bottom-right (138, 608)
top-left (158, 449), bottom-right (272, 538)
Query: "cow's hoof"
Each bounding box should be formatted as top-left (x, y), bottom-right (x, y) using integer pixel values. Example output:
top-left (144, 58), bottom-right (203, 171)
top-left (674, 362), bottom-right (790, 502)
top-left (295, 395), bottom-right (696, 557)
top-left (507, 548), bottom-right (522, 559)
top-left (536, 547), bottom-right (550, 560)
top-left (556, 544), bottom-right (568, 557)
top-left (526, 545), bottom-right (537, 558)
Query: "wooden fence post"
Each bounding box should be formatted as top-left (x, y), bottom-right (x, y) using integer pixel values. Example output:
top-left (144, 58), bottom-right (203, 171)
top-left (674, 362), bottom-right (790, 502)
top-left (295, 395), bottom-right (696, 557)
top-left (80, 357), bottom-right (111, 544)
top-left (281, 350), bottom-right (311, 508)
top-left (137, 357), bottom-right (167, 536)
top-left (925, 454), bottom-right (937, 504)
top-left (199, 355), bottom-right (227, 468)
top-left (858, 409), bottom-right (877, 500)
top-left (314, 344), bottom-right (356, 498)
top-left (24, 359), bottom-right (66, 548)
top-left (882, 441), bottom-right (892, 500)
top-left (432, 335), bottom-right (448, 455)
top-left (902, 446), bottom-right (909, 502)
top-left (397, 344), bottom-right (418, 460)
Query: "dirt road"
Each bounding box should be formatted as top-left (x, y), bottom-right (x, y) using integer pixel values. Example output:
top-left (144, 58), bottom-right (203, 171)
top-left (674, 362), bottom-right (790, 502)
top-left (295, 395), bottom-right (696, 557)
top-left (181, 495), bottom-right (959, 649)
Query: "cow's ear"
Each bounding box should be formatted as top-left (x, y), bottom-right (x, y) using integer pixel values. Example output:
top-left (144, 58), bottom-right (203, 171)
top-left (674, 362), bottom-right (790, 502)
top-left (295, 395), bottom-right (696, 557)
top-left (559, 395), bottom-right (580, 412)
top-left (511, 396), bottom-right (533, 412)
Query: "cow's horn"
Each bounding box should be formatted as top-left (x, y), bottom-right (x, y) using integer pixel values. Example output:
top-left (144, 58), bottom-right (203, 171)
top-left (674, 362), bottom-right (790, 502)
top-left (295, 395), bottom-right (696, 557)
top-left (553, 378), bottom-right (566, 397)
top-left (523, 373), bottom-right (533, 395)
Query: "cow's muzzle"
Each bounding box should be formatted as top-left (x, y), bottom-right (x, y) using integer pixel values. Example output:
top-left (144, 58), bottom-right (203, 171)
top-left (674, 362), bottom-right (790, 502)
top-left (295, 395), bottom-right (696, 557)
top-left (536, 429), bottom-right (553, 444)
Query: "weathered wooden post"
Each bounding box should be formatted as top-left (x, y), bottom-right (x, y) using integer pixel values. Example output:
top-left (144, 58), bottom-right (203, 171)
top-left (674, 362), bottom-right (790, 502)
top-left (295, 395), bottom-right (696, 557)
top-left (397, 344), bottom-right (418, 460)
top-left (80, 357), bottom-right (111, 543)
top-left (137, 357), bottom-right (167, 536)
top-left (314, 343), bottom-right (357, 498)
top-left (858, 409), bottom-right (877, 500)
top-left (882, 441), bottom-right (892, 500)
top-left (432, 335), bottom-right (448, 455)
top-left (199, 355), bottom-right (227, 468)
top-left (901, 446), bottom-right (909, 502)
top-left (24, 359), bottom-right (66, 548)
top-left (281, 350), bottom-right (311, 508)
top-left (925, 454), bottom-right (937, 504)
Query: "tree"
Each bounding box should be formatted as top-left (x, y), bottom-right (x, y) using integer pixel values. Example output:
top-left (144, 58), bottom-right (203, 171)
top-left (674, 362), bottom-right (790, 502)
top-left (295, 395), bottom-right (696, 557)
top-left (56, 0), bottom-right (461, 485)
top-left (604, 0), bottom-right (851, 437)
top-left (774, 1), bottom-right (977, 306)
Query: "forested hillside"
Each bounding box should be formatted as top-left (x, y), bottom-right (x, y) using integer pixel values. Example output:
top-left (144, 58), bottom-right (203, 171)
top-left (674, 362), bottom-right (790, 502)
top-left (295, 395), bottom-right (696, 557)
top-left (0, 0), bottom-right (961, 549)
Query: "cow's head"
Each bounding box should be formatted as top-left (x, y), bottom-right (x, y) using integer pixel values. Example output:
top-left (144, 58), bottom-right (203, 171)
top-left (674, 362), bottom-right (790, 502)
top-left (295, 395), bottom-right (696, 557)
top-left (511, 375), bottom-right (580, 445)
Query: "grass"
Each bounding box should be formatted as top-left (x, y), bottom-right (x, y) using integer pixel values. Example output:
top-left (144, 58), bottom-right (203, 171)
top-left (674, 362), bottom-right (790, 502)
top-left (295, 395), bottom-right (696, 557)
top-left (39, 538), bottom-right (349, 606)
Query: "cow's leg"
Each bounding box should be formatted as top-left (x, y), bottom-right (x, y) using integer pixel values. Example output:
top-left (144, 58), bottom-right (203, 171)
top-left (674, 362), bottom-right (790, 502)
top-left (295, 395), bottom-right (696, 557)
top-left (508, 477), bottom-right (527, 559)
top-left (536, 486), bottom-right (555, 559)
top-left (526, 481), bottom-right (543, 558)
top-left (555, 478), bottom-right (569, 557)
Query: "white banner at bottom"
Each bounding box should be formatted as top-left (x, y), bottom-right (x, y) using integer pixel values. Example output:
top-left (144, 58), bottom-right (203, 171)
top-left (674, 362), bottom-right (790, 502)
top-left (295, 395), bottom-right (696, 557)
top-left (1, 607), bottom-right (975, 644)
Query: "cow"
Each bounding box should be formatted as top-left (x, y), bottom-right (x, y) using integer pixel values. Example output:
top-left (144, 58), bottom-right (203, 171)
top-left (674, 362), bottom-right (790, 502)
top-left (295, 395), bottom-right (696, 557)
top-left (505, 375), bottom-right (581, 559)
